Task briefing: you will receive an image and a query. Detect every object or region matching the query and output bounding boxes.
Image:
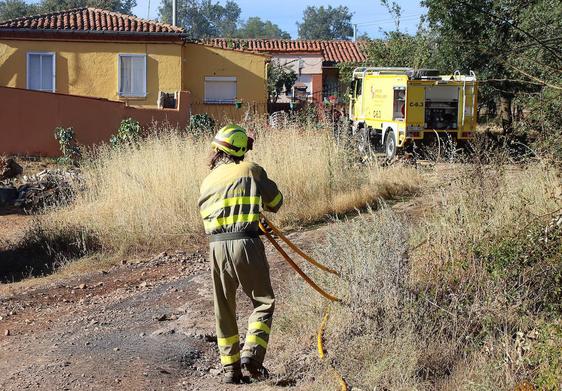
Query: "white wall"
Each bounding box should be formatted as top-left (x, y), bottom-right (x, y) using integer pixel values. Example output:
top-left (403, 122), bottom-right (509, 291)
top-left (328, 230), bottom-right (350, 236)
top-left (274, 53), bottom-right (323, 75)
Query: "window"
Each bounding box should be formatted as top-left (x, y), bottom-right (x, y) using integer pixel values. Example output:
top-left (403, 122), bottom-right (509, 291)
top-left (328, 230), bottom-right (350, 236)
top-left (204, 76), bottom-right (237, 104)
top-left (393, 87), bottom-right (406, 120)
top-left (118, 54), bottom-right (146, 97)
top-left (158, 91), bottom-right (177, 109)
top-left (27, 52), bottom-right (55, 92)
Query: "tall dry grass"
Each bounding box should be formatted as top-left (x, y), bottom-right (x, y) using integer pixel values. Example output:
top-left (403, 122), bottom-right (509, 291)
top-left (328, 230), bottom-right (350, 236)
top-left (274, 159), bottom-right (561, 390)
top-left (36, 125), bottom-right (422, 254)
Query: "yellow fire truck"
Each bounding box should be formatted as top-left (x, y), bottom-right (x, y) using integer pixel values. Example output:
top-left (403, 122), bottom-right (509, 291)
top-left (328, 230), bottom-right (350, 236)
top-left (349, 67), bottom-right (478, 158)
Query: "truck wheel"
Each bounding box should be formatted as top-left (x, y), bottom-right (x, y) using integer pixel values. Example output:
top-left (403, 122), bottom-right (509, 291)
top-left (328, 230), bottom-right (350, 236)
top-left (352, 124), bottom-right (370, 155)
top-left (384, 130), bottom-right (397, 159)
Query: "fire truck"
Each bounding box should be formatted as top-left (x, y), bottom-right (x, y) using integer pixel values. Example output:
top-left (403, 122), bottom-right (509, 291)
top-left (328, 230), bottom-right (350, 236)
top-left (349, 67), bottom-right (478, 158)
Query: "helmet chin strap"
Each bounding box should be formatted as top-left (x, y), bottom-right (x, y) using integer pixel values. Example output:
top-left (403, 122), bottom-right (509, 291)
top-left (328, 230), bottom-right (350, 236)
top-left (247, 136), bottom-right (254, 151)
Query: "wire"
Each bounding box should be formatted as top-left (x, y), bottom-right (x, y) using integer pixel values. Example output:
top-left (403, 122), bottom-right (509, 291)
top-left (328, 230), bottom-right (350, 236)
top-left (354, 13), bottom-right (424, 26)
top-left (456, 0), bottom-right (562, 62)
top-left (355, 15), bottom-right (423, 28)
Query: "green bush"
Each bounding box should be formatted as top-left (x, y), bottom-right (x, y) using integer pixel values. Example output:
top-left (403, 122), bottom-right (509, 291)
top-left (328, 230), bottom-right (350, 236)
top-left (110, 118), bottom-right (142, 147)
top-left (188, 113), bottom-right (215, 137)
top-left (54, 126), bottom-right (80, 165)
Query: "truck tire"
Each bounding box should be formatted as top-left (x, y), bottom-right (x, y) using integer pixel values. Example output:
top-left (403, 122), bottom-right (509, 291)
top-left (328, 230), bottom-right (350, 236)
top-left (352, 123), bottom-right (370, 156)
top-left (384, 130), bottom-right (397, 159)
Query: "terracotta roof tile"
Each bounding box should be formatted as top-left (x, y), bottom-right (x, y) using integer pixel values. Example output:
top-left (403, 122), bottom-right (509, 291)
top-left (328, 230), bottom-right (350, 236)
top-left (203, 38), bottom-right (367, 63)
top-left (0, 7), bottom-right (183, 34)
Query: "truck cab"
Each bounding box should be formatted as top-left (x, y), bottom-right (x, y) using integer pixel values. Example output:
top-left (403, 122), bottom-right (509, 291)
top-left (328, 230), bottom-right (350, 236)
top-left (349, 67), bottom-right (478, 159)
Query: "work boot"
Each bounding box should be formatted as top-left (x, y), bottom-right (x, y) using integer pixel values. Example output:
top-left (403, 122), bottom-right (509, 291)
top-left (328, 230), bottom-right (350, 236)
top-left (222, 366), bottom-right (244, 384)
top-left (241, 357), bottom-right (270, 381)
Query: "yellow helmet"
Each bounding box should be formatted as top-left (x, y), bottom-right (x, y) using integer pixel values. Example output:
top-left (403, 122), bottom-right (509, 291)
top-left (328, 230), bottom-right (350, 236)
top-left (211, 124), bottom-right (250, 157)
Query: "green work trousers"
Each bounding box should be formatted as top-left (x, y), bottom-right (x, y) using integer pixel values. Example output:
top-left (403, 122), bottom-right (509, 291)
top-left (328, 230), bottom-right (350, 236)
top-left (209, 237), bottom-right (275, 368)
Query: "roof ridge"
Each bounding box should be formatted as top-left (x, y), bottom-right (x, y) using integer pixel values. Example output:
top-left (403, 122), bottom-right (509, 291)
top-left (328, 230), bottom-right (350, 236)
top-left (202, 37), bottom-right (366, 62)
top-left (204, 38), bottom-right (357, 43)
top-left (84, 7), bottom-right (182, 31)
top-left (0, 7), bottom-right (183, 32)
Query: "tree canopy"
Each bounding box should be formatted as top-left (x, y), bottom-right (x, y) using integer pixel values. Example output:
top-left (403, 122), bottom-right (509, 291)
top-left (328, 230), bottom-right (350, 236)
top-left (159, 0), bottom-right (241, 38)
top-left (0, 0), bottom-right (33, 21)
top-left (236, 17), bottom-right (290, 39)
top-left (267, 62), bottom-right (297, 103)
top-left (297, 5), bottom-right (353, 40)
top-left (422, 0), bottom-right (562, 133)
top-left (159, 0), bottom-right (291, 39)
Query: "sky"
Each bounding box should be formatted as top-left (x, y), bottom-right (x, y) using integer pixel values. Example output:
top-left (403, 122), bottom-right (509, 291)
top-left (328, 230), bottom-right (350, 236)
top-left (132, 0), bottom-right (426, 39)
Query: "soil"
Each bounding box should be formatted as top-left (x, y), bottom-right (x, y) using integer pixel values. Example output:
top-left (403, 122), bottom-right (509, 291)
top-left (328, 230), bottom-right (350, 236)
top-left (0, 210), bottom-right (332, 391)
top-left (0, 207), bottom-right (33, 250)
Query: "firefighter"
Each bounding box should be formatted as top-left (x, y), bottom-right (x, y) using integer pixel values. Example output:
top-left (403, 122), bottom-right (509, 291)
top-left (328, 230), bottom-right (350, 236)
top-left (198, 124), bottom-right (283, 384)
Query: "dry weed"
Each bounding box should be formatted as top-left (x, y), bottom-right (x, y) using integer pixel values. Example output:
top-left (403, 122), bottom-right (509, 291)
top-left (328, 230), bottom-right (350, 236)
top-left (276, 158), bottom-right (561, 390)
top-left (35, 127), bottom-right (421, 254)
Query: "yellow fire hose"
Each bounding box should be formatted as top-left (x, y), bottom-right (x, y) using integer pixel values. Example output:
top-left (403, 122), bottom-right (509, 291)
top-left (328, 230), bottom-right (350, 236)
top-left (260, 216), bottom-right (340, 277)
top-left (317, 306), bottom-right (348, 391)
top-left (258, 215), bottom-right (348, 391)
top-left (258, 221), bottom-right (339, 302)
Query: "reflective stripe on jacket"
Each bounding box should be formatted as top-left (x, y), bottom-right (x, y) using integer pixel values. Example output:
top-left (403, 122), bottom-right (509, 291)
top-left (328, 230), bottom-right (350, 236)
top-left (198, 161), bottom-right (283, 234)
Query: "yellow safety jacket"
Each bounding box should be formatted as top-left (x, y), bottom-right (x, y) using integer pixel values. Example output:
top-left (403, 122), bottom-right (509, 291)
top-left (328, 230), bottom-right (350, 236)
top-left (198, 161), bottom-right (283, 235)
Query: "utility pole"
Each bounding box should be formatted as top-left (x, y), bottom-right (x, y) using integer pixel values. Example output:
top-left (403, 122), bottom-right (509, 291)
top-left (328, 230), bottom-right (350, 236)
top-left (353, 24), bottom-right (357, 42)
top-left (172, 0), bottom-right (177, 26)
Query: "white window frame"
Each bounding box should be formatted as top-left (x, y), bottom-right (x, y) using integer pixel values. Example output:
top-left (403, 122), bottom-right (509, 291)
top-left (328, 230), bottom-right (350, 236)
top-left (117, 54), bottom-right (147, 98)
top-left (204, 76), bottom-right (237, 104)
top-left (26, 52), bottom-right (56, 92)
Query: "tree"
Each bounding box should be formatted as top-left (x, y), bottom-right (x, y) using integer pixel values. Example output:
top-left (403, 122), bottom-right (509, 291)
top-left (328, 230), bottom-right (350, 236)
top-left (38, 0), bottom-right (137, 14)
top-left (0, 0), bottom-right (137, 21)
top-left (267, 62), bottom-right (297, 103)
top-left (297, 5), bottom-right (353, 40)
top-left (422, 0), bottom-right (562, 134)
top-left (0, 0), bottom-right (36, 21)
top-left (236, 17), bottom-right (290, 39)
top-left (365, 31), bottom-right (433, 68)
top-left (159, 0), bottom-right (241, 38)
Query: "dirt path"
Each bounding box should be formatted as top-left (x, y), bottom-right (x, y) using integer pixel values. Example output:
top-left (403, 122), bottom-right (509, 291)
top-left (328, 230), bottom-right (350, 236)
top-left (0, 222), bottom-right (333, 391)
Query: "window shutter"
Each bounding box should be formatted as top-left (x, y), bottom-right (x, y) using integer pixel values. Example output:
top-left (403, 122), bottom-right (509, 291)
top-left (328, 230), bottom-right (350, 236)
top-left (204, 77), bottom-right (237, 103)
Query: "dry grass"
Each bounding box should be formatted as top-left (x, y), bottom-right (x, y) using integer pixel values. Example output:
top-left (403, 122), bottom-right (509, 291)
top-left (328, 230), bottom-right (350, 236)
top-left (412, 162), bottom-right (561, 287)
top-left (274, 158), bottom-right (561, 390)
top-left (34, 125), bottom-right (422, 255)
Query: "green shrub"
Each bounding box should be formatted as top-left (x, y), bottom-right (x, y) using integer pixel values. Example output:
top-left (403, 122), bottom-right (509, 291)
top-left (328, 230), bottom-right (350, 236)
top-left (188, 113), bottom-right (215, 137)
top-left (54, 126), bottom-right (81, 165)
top-left (527, 321), bottom-right (562, 390)
top-left (110, 118), bottom-right (142, 147)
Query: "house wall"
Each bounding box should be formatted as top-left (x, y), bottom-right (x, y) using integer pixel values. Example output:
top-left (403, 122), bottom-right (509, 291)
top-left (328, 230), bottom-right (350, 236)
top-left (0, 39), bottom-right (183, 108)
top-left (0, 86), bottom-right (190, 156)
top-left (275, 53), bottom-right (323, 75)
top-left (272, 53), bottom-right (323, 103)
top-left (182, 43), bottom-right (268, 121)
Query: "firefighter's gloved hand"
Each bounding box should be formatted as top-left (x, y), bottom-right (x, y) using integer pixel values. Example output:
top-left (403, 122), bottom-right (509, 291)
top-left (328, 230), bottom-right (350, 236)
top-left (259, 217), bottom-right (274, 235)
